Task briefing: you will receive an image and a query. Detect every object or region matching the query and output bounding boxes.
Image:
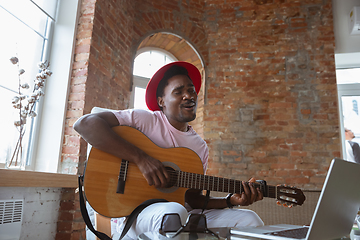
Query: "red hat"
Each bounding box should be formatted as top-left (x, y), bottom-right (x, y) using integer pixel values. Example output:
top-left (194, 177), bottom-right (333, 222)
top-left (145, 61), bottom-right (202, 111)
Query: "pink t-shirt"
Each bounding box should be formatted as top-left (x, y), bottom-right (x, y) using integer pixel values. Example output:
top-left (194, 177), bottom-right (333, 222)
top-left (112, 109), bottom-right (208, 172)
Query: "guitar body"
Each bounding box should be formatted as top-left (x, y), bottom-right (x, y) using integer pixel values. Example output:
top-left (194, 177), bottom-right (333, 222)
top-left (84, 126), bottom-right (204, 218)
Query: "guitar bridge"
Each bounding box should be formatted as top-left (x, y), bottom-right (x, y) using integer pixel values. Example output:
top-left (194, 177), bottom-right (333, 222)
top-left (117, 160), bottom-right (128, 194)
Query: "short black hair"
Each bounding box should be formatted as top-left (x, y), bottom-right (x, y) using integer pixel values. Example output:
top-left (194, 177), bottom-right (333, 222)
top-left (156, 65), bottom-right (190, 100)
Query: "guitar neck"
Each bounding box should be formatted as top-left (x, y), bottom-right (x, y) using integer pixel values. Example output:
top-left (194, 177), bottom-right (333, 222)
top-left (169, 170), bottom-right (276, 198)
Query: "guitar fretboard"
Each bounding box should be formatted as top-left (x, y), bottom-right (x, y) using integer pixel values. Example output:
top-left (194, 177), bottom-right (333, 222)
top-left (168, 170), bottom-right (277, 198)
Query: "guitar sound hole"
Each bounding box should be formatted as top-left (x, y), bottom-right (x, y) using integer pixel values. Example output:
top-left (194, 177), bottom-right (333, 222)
top-left (165, 166), bottom-right (177, 188)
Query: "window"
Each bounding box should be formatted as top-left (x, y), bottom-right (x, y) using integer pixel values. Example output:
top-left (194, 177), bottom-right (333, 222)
top-left (0, 0), bottom-right (80, 172)
top-left (336, 67), bottom-right (360, 160)
top-left (336, 68), bottom-right (360, 85)
top-left (352, 100), bottom-right (358, 115)
top-left (131, 48), bottom-right (176, 109)
top-left (0, 0), bottom-right (58, 168)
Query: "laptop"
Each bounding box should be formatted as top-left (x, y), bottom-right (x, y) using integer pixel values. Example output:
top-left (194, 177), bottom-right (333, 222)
top-left (231, 158), bottom-right (360, 240)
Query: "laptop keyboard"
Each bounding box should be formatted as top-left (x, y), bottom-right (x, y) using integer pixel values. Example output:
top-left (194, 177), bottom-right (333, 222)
top-left (264, 227), bottom-right (309, 239)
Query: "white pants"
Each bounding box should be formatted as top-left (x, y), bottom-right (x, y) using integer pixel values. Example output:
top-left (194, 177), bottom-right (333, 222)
top-left (116, 202), bottom-right (264, 239)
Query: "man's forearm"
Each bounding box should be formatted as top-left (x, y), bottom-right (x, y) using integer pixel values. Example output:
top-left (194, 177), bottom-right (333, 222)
top-left (74, 113), bottom-right (170, 187)
top-left (74, 113), bottom-right (144, 165)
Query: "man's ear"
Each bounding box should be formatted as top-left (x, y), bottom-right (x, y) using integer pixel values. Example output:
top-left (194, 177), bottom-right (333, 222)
top-left (157, 96), bottom-right (164, 108)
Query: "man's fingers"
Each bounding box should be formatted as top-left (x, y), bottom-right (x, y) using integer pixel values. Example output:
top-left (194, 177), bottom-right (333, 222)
top-left (148, 173), bottom-right (165, 188)
top-left (139, 157), bottom-right (171, 188)
top-left (240, 192), bottom-right (248, 206)
top-left (242, 181), bottom-right (250, 195)
top-left (240, 181), bottom-right (253, 206)
top-left (163, 167), bottom-right (170, 180)
top-left (156, 168), bottom-right (170, 188)
top-left (248, 177), bottom-right (256, 183)
top-left (242, 181), bottom-right (256, 201)
top-left (249, 182), bottom-right (258, 204)
top-left (145, 170), bottom-right (167, 188)
top-left (256, 188), bottom-right (263, 201)
top-left (241, 179), bottom-right (264, 205)
top-left (144, 172), bottom-right (154, 186)
top-left (152, 175), bottom-right (161, 187)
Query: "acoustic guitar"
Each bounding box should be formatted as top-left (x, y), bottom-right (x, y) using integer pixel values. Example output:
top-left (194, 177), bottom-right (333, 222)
top-left (83, 126), bottom-right (305, 218)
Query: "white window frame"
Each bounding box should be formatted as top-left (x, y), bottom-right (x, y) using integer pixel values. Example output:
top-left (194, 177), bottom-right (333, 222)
top-left (130, 75), bottom-right (152, 109)
top-left (337, 83), bottom-right (360, 159)
top-left (335, 52), bottom-right (360, 160)
top-left (29, 0), bottom-right (81, 172)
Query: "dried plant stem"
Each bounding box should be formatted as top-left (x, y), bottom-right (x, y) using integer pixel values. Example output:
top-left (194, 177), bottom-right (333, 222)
top-left (9, 60), bottom-right (23, 167)
top-left (9, 131), bottom-right (25, 166)
top-left (8, 57), bottom-right (52, 168)
top-left (9, 56), bottom-right (27, 167)
top-left (16, 60), bottom-right (22, 166)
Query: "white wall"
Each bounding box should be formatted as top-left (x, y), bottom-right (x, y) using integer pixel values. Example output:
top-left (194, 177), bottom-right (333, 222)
top-left (333, 0), bottom-right (360, 68)
top-left (0, 187), bottom-right (63, 240)
top-left (333, 0), bottom-right (360, 54)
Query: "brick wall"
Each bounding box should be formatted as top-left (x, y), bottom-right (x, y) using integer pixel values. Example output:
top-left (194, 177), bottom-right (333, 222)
top-left (61, 0), bottom-right (96, 175)
top-left (56, 188), bottom-right (85, 240)
top-left (203, 0), bottom-right (339, 190)
top-left (62, 0), bottom-right (135, 176)
top-left (58, 0), bottom-right (339, 238)
top-left (57, 0), bottom-right (97, 238)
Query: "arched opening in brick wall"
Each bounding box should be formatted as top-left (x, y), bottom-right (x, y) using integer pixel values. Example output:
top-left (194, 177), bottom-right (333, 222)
top-left (134, 32), bottom-right (206, 137)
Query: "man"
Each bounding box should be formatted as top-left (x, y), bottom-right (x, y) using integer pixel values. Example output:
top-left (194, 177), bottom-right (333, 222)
top-left (344, 128), bottom-right (360, 164)
top-left (74, 61), bottom-right (264, 239)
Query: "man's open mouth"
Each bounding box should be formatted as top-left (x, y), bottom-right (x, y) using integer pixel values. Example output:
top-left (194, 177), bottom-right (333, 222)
top-left (182, 101), bottom-right (196, 109)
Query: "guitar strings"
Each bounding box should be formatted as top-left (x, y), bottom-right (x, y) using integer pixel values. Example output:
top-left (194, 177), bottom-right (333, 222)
top-left (166, 169), bottom-right (246, 194)
top-left (119, 164), bottom-right (276, 197)
top-left (166, 169), bottom-right (277, 198)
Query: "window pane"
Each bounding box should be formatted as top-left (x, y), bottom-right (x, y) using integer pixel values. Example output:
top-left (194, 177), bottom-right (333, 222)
top-left (336, 68), bottom-right (360, 84)
top-left (342, 95), bottom-right (360, 164)
top-left (133, 52), bottom-right (151, 78)
top-left (0, 0), bottom-right (53, 168)
top-left (133, 50), bottom-right (175, 78)
top-left (32, 0), bottom-right (58, 19)
top-left (150, 51), bottom-right (168, 73)
top-left (342, 96), bottom-right (360, 141)
top-left (134, 87), bottom-right (147, 110)
top-left (165, 55), bottom-right (173, 65)
top-left (0, 6), bottom-right (47, 91)
top-left (0, 0), bottom-right (50, 37)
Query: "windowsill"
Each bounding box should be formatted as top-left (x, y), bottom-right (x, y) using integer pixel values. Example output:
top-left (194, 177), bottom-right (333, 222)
top-left (0, 168), bottom-right (78, 188)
